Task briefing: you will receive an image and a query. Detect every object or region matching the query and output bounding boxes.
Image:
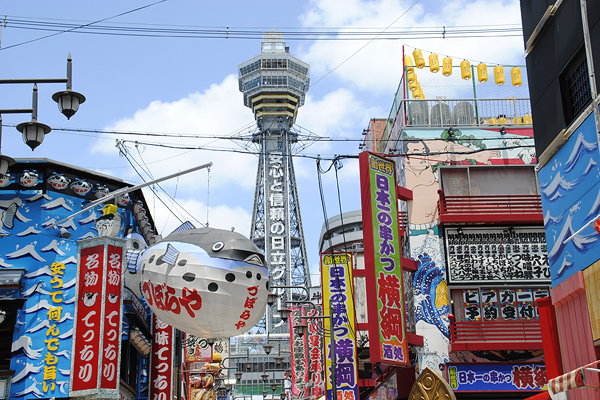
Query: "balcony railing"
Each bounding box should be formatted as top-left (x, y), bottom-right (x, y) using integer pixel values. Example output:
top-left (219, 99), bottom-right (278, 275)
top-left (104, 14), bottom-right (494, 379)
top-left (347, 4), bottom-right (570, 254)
top-left (438, 189), bottom-right (544, 225)
top-left (401, 98), bottom-right (532, 128)
top-left (448, 314), bottom-right (543, 352)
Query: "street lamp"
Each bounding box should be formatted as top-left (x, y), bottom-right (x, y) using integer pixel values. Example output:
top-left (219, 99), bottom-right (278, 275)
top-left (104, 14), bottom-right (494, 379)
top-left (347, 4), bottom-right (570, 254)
top-left (0, 54), bottom-right (85, 174)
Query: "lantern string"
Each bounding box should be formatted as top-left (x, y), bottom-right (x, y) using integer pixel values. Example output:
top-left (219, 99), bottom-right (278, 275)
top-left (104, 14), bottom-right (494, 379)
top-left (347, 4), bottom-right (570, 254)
top-left (402, 44), bottom-right (525, 68)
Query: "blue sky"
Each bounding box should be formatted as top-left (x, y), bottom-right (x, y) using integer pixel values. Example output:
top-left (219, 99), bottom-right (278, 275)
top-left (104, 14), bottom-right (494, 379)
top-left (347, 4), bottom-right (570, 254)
top-left (0, 0), bottom-right (526, 284)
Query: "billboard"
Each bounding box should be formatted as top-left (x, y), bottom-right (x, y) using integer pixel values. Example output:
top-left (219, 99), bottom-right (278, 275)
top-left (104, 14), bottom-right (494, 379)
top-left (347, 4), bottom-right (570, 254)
top-left (359, 152), bottom-right (409, 366)
top-left (70, 238), bottom-right (124, 398)
top-left (289, 307), bottom-right (309, 398)
top-left (321, 253), bottom-right (359, 400)
top-left (446, 363), bottom-right (547, 392)
top-left (150, 316), bottom-right (174, 400)
top-left (445, 227), bottom-right (550, 284)
top-left (538, 112), bottom-right (600, 286)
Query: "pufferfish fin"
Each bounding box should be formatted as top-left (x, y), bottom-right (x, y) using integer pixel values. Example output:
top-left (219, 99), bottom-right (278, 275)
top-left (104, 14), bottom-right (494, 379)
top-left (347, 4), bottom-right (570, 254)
top-left (161, 243), bottom-right (180, 265)
top-left (169, 221), bottom-right (196, 236)
top-left (126, 249), bottom-right (142, 273)
top-left (244, 254), bottom-right (264, 267)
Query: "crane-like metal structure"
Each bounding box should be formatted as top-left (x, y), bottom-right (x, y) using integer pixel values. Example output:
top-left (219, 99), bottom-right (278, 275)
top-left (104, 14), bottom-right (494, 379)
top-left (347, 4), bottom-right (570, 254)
top-left (238, 32), bottom-right (311, 333)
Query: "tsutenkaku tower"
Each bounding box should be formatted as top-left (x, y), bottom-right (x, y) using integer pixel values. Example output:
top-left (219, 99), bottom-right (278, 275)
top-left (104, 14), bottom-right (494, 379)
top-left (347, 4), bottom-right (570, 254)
top-left (238, 32), bottom-right (311, 332)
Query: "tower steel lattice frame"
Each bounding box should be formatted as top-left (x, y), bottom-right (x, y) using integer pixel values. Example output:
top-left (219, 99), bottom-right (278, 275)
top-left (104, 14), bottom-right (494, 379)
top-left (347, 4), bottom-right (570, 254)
top-left (239, 32), bottom-right (311, 333)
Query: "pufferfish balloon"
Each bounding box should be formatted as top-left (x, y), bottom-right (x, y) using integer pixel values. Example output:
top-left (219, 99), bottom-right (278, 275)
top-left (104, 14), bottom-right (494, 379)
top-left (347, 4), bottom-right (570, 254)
top-left (126, 224), bottom-right (268, 338)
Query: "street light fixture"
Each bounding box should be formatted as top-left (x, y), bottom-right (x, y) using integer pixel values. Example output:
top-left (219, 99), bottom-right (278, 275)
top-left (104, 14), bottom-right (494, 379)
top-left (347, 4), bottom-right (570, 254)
top-left (277, 307), bottom-right (291, 322)
top-left (235, 371), bottom-right (243, 383)
top-left (0, 54), bottom-right (85, 173)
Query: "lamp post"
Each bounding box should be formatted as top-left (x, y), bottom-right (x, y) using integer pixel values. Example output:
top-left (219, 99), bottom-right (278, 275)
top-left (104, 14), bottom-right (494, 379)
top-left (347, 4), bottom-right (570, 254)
top-left (0, 54), bottom-right (85, 175)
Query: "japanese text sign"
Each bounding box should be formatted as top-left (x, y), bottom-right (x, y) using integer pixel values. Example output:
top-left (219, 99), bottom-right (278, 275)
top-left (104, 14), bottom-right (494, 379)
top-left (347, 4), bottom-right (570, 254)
top-left (150, 315), bottom-right (174, 400)
top-left (321, 253), bottom-right (359, 400)
top-left (289, 307), bottom-right (309, 398)
top-left (359, 152), bottom-right (409, 366)
top-left (306, 305), bottom-right (325, 399)
top-left (446, 363), bottom-right (547, 392)
top-left (70, 238), bottom-right (125, 398)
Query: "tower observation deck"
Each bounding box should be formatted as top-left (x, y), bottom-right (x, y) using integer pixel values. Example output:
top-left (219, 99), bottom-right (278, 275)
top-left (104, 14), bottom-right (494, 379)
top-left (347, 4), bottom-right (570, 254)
top-left (238, 32), bottom-right (311, 332)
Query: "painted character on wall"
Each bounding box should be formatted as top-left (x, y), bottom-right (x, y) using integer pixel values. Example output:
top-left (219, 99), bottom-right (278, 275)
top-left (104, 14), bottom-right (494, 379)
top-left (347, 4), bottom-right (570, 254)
top-left (404, 136), bottom-right (500, 234)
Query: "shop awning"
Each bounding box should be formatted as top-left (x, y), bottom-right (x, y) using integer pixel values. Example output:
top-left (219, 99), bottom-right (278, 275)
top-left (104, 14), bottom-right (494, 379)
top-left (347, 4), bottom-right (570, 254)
top-left (548, 360), bottom-right (600, 395)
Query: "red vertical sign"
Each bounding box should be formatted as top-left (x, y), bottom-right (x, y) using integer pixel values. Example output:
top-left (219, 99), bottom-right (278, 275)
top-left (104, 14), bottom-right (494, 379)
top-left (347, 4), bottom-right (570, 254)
top-left (71, 245), bottom-right (105, 392)
top-left (289, 307), bottom-right (309, 398)
top-left (101, 245), bottom-right (123, 389)
top-left (305, 305), bottom-right (325, 399)
top-left (150, 315), bottom-right (174, 400)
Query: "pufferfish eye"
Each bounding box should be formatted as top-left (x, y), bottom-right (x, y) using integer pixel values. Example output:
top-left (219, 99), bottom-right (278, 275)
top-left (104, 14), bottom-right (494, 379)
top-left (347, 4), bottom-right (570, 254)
top-left (212, 242), bottom-right (225, 252)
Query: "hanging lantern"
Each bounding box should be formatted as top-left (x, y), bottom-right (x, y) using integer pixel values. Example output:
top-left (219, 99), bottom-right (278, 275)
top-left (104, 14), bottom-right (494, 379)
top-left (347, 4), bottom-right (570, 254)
top-left (442, 57), bottom-right (452, 76)
top-left (412, 87), bottom-right (424, 99)
top-left (406, 69), bottom-right (417, 84)
top-left (494, 65), bottom-right (505, 85)
top-left (404, 55), bottom-right (414, 73)
top-left (409, 79), bottom-right (420, 92)
top-left (511, 67), bottom-right (522, 86)
top-left (429, 54), bottom-right (440, 73)
top-left (523, 114), bottom-right (533, 125)
top-left (413, 49), bottom-right (425, 69)
top-left (477, 63), bottom-right (488, 82)
top-left (460, 60), bottom-right (472, 80)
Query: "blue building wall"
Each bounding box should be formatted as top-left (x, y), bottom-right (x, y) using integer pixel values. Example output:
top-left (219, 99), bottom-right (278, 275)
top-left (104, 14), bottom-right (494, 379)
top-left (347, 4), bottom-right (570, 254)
top-left (538, 110), bottom-right (600, 287)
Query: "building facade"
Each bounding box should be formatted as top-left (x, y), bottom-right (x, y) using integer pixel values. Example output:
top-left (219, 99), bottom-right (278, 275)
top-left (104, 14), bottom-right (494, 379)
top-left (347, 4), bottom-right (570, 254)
top-left (365, 50), bottom-right (550, 399)
top-left (521, 1), bottom-right (600, 398)
top-left (0, 159), bottom-right (156, 400)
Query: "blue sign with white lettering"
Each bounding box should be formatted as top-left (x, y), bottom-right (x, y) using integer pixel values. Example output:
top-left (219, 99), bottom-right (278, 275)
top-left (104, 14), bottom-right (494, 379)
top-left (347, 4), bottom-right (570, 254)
top-left (446, 363), bottom-right (547, 392)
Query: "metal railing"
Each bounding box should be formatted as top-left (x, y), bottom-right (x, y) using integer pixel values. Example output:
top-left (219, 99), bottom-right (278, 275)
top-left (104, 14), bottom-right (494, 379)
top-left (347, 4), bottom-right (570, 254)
top-left (449, 314), bottom-right (543, 351)
top-left (438, 190), bottom-right (544, 225)
top-left (402, 98), bottom-right (532, 128)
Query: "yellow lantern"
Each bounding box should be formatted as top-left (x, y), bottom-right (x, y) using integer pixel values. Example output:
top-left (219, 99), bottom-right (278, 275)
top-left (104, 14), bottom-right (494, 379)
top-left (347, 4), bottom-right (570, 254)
top-left (460, 60), bottom-right (472, 80)
top-left (429, 54), bottom-right (440, 73)
top-left (494, 65), bottom-right (505, 85)
top-left (406, 69), bottom-right (417, 84)
top-left (404, 55), bottom-right (414, 73)
top-left (409, 79), bottom-right (420, 92)
top-left (413, 49), bottom-right (425, 69)
top-left (442, 57), bottom-right (452, 76)
top-left (488, 117), bottom-right (497, 125)
top-left (523, 114), bottom-right (533, 125)
top-left (511, 67), bottom-right (522, 86)
top-left (412, 87), bottom-right (424, 99)
top-left (498, 116), bottom-right (507, 125)
top-left (477, 63), bottom-right (488, 82)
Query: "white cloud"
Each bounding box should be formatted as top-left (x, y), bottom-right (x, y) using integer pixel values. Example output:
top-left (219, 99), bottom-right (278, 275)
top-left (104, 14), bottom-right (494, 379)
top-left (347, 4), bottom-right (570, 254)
top-left (144, 193), bottom-right (252, 239)
top-left (93, 75), bottom-right (258, 195)
top-left (299, 0), bottom-right (524, 93)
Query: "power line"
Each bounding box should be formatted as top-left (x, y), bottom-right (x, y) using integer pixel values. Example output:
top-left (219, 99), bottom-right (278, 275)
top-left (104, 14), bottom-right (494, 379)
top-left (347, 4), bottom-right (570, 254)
top-left (0, 0), bottom-right (167, 50)
top-left (1, 16), bottom-right (523, 43)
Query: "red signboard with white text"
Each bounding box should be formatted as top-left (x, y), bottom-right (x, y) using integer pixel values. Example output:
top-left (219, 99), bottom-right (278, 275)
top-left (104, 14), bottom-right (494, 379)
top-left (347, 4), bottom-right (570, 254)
top-left (150, 315), bottom-right (175, 400)
top-left (101, 245), bottom-right (124, 389)
top-left (71, 245), bottom-right (104, 393)
top-left (70, 238), bottom-right (124, 398)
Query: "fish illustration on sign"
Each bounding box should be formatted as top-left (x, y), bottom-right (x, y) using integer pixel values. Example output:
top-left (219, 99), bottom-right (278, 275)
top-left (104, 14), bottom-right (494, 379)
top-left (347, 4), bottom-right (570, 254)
top-left (125, 224), bottom-right (269, 338)
top-left (0, 173), bottom-right (11, 187)
top-left (70, 179), bottom-right (92, 196)
top-left (93, 184), bottom-right (110, 199)
top-left (20, 171), bottom-right (39, 188)
top-left (47, 173), bottom-right (71, 190)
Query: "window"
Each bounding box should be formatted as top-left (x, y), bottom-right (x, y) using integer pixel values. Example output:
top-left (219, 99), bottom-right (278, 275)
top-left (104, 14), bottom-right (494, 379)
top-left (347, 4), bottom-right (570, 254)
top-left (561, 49), bottom-right (592, 124)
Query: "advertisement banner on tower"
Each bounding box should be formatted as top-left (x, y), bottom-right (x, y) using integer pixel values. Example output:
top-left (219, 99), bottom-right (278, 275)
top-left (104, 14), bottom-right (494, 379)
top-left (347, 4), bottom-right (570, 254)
top-left (359, 151), bottom-right (409, 366)
top-left (321, 252), bottom-right (359, 400)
